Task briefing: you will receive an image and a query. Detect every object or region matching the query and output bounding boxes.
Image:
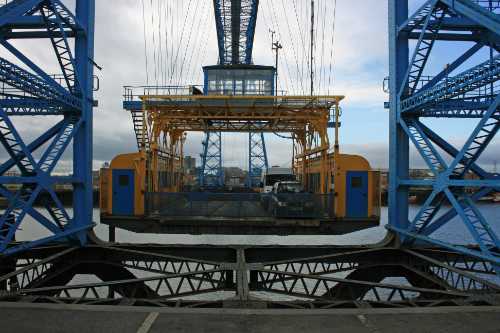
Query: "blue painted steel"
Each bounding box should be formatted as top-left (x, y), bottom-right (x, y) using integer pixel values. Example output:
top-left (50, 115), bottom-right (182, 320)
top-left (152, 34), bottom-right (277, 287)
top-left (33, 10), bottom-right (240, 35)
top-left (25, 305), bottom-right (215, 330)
top-left (0, 98), bottom-right (65, 115)
top-left (346, 171), bottom-right (368, 218)
top-left (388, 0), bottom-right (409, 231)
top-left (199, 131), bottom-right (224, 187)
top-left (389, 0), bottom-right (500, 275)
top-left (0, 39), bottom-right (81, 103)
top-left (417, 43), bottom-right (483, 93)
top-left (247, 132), bottom-right (268, 187)
top-left (0, 120), bottom-right (64, 175)
top-left (72, 0), bottom-right (95, 245)
top-left (0, 56), bottom-right (81, 110)
top-left (244, 0), bottom-right (259, 64)
top-left (212, 0), bottom-right (226, 65)
top-left (40, 0), bottom-right (83, 95)
top-left (200, 0), bottom-right (267, 188)
top-left (401, 54), bottom-right (500, 113)
top-left (200, 66), bottom-right (223, 187)
top-left (0, 0), bottom-right (44, 28)
top-left (440, 0), bottom-right (500, 35)
top-left (0, 0), bottom-right (95, 255)
top-left (213, 0), bottom-right (259, 65)
top-left (112, 169), bottom-right (135, 216)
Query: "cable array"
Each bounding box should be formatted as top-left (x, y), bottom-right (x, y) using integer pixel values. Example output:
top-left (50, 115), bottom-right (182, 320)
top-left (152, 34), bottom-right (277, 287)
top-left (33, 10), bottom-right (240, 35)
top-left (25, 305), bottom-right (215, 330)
top-left (139, 1), bottom-right (337, 94)
top-left (140, 0), bottom-right (217, 87)
top-left (258, 0), bottom-right (338, 95)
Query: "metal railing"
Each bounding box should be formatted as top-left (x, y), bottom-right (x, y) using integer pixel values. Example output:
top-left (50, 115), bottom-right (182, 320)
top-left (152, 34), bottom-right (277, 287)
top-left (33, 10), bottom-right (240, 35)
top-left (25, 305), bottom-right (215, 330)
top-left (123, 85), bottom-right (204, 102)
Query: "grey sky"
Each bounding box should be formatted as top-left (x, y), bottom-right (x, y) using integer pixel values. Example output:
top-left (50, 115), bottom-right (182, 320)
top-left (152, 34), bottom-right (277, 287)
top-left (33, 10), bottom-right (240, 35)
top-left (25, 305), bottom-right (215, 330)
top-left (1, 0), bottom-right (498, 173)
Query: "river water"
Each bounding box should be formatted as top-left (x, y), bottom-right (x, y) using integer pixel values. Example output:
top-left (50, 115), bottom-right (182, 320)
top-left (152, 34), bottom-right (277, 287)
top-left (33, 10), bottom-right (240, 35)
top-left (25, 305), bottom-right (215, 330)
top-left (15, 204), bottom-right (500, 246)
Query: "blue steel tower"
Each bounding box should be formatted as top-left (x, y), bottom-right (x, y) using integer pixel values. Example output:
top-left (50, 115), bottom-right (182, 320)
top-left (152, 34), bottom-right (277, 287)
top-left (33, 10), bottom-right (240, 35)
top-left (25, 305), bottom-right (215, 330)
top-left (0, 0), bottom-right (95, 254)
top-left (200, 0), bottom-right (270, 188)
top-left (388, 0), bottom-right (500, 274)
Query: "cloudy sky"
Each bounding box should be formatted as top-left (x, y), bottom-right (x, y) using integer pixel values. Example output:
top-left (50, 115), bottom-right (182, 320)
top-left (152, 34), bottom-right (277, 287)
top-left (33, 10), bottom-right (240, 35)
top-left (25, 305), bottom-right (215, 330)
top-left (2, 0), bottom-right (499, 173)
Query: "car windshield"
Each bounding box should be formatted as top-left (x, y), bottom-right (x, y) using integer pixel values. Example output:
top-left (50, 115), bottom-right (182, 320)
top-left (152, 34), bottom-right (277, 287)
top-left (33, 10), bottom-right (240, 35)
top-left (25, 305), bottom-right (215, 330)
top-left (278, 183), bottom-right (303, 193)
top-left (266, 174), bottom-right (295, 186)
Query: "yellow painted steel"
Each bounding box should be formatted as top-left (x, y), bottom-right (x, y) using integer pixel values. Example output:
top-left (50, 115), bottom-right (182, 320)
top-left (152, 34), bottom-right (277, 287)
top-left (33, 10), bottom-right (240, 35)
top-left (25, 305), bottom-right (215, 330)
top-left (103, 92), bottom-right (380, 220)
top-left (137, 94), bottom-right (343, 195)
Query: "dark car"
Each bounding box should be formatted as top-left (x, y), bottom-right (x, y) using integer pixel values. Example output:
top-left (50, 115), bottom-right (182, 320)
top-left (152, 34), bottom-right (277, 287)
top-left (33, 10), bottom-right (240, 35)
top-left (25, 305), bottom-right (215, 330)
top-left (268, 181), bottom-right (316, 218)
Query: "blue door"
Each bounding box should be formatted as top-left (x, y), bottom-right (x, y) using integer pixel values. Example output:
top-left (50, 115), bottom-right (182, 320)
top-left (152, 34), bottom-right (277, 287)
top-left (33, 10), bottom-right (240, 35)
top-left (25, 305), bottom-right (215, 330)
top-left (112, 169), bottom-right (134, 215)
top-left (346, 171), bottom-right (368, 218)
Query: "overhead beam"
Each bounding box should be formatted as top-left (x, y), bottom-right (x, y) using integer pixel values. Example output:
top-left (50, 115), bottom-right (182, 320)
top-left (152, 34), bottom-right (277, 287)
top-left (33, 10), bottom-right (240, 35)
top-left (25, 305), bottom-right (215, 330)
top-left (440, 0), bottom-right (500, 37)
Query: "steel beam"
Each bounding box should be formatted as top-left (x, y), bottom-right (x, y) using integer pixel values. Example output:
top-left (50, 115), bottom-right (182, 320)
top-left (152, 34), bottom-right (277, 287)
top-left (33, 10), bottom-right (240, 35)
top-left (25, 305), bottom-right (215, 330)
top-left (389, 0), bottom-right (410, 231)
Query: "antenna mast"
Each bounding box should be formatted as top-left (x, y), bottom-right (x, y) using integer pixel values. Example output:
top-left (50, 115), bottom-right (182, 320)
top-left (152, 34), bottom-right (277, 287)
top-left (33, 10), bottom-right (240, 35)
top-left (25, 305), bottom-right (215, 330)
top-left (270, 29), bottom-right (282, 96)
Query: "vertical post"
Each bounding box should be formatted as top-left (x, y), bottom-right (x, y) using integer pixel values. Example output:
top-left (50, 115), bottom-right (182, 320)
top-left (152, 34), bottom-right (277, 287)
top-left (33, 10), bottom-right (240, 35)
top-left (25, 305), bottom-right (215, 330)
top-left (388, 0), bottom-right (409, 233)
top-left (218, 132), bottom-right (223, 187)
top-left (247, 132), bottom-right (252, 187)
top-left (271, 39), bottom-right (282, 96)
top-left (333, 101), bottom-right (340, 198)
top-left (73, 0), bottom-right (95, 245)
top-left (108, 225), bottom-right (116, 243)
top-left (334, 102), bottom-right (340, 156)
top-left (310, 0), bottom-right (315, 96)
top-left (275, 45), bottom-right (279, 95)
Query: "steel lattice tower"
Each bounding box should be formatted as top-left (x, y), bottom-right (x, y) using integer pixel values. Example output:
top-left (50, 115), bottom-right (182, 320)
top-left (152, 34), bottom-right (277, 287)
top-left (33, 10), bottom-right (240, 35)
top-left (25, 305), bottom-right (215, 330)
top-left (389, 0), bottom-right (500, 274)
top-left (199, 132), bottom-right (224, 187)
top-left (247, 132), bottom-right (268, 187)
top-left (0, 0), bottom-right (95, 254)
top-left (200, 0), bottom-right (268, 188)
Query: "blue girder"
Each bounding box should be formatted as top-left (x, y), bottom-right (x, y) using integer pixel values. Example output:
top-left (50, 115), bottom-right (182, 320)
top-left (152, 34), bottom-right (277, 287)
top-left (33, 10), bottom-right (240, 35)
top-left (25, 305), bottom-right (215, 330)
top-left (0, 119), bottom-right (64, 175)
top-left (213, 0), bottom-right (259, 65)
top-left (0, 56), bottom-right (81, 110)
top-left (247, 132), bottom-right (268, 187)
top-left (40, 0), bottom-right (82, 94)
top-left (401, 1), bottom-right (448, 96)
top-left (0, 97), bottom-right (65, 115)
top-left (0, 0), bottom-right (43, 28)
top-left (440, 0), bottom-right (500, 35)
top-left (199, 131), bottom-right (224, 187)
top-left (416, 100), bottom-right (499, 118)
top-left (401, 54), bottom-right (500, 112)
top-left (389, 0), bottom-right (500, 275)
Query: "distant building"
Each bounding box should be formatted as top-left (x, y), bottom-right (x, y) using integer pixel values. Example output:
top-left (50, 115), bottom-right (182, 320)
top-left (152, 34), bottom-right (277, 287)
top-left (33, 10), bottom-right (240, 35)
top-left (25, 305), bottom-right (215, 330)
top-left (224, 167), bottom-right (247, 186)
top-left (184, 156), bottom-right (196, 174)
top-left (227, 176), bottom-right (242, 187)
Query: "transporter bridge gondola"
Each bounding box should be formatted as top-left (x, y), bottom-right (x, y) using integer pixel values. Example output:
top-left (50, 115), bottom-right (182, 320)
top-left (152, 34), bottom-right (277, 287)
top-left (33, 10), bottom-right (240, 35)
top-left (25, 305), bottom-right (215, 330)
top-left (99, 0), bottom-right (381, 235)
top-left (100, 90), bottom-right (381, 235)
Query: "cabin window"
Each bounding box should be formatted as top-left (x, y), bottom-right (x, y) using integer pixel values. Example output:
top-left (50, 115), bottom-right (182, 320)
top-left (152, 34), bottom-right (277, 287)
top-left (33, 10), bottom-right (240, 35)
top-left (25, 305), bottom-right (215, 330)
top-left (351, 176), bottom-right (362, 188)
top-left (119, 175), bottom-right (129, 186)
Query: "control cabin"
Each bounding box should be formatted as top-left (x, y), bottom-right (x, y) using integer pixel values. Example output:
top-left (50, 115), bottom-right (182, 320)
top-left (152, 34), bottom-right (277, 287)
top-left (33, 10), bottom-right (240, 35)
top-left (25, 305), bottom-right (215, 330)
top-left (203, 64), bottom-right (275, 96)
top-left (299, 153), bottom-right (381, 219)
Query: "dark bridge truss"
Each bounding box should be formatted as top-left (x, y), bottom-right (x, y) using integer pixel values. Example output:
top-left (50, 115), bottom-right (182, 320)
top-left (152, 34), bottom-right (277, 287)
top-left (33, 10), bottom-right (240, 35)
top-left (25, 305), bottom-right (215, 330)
top-left (0, 241), bottom-right (499, 309)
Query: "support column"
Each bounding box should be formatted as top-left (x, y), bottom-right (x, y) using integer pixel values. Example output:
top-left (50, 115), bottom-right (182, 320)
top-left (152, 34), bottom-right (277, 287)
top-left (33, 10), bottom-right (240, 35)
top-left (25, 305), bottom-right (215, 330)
top-left (388, 0), bottom-right (409, 233)
top-left (72, 0), bottom-right (95, 245)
